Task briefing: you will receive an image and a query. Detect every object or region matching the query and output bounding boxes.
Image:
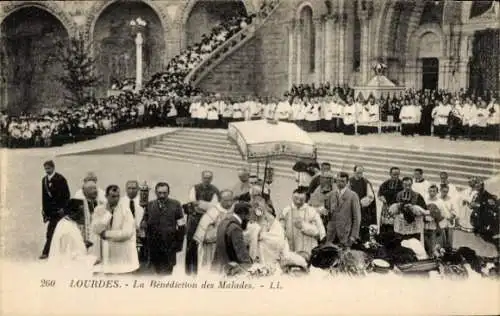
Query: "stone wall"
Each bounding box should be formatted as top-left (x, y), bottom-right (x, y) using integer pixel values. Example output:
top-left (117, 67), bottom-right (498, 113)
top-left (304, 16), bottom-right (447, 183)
top-left (253, 2), bottom-right (290, 97)
top-left (197, 2), bottom-right (291, 98)
top-left (198, 38), bottom-right (257, 97)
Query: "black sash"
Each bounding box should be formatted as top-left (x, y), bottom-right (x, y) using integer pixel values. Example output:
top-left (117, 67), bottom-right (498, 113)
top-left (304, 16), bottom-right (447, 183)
top-left (44, 176), bottom-right (52, 198)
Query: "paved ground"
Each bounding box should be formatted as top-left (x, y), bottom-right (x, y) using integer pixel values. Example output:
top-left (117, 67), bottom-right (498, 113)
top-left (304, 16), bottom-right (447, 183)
top-left (1, 150), bottom-right (297, 263)
top-left (1, 141), bottom-right (499, 316)
top-left (1, 147), bottom-right (497, 265)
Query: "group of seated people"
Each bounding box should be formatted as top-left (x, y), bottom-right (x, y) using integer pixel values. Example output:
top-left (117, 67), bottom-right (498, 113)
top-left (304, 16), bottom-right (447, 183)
top-left (1, 92), bottom-right (144, 148)
top-left (1, 1), bottom-right (273, 147)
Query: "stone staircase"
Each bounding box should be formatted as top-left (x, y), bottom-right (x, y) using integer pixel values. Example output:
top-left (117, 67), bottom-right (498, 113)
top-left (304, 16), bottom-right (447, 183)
top-left (184, 1), bottom-right (282, 87)
top-left (138, 129), bottom-right (499, 191)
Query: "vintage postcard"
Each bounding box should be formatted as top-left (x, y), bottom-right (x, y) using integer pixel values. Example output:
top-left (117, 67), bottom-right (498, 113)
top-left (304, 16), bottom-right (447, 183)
top-left (0, 0), bottom-right (499, 315)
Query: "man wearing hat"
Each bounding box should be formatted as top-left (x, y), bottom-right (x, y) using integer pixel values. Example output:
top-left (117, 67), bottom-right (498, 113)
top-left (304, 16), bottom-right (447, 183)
top-left (40, 160), bottom-right (71, 259)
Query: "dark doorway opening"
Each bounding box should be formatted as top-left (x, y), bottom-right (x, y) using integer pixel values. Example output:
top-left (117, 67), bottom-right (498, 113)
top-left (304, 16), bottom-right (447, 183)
top-left (422, 58), bottom-right (439, 91)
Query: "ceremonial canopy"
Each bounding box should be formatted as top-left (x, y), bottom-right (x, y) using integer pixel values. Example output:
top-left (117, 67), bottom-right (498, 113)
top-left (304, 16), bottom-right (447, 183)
top-left (227, 120), bottom-right (316, 162)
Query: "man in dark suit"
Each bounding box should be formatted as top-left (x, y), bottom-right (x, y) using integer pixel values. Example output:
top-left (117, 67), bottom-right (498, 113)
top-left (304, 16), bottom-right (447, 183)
top-left (211, 202), bottom-right (252, 274)
top-left (326, 172), bottom-right (361, 248)
top-left (40, 160), bottom-right (71, 259)
top-left (141, 182), bottom-right (186, 275)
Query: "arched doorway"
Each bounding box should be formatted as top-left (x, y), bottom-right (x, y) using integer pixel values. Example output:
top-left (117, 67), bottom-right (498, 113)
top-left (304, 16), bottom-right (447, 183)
top-left (418, 32), bottom-right (441, 91)
top-left (92, 0), bottom-right (166, 97)
top-left (1, 6), bottom-right (69, 113)
top-left (184, 0), bottom-right (247, 48)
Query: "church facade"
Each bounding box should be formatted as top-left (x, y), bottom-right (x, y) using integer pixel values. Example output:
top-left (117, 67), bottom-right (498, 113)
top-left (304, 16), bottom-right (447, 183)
top-left (1, 0), bottom-right (499, 111)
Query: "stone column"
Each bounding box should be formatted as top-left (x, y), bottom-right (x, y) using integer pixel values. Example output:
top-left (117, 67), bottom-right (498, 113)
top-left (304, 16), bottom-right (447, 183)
top-left (415, 59), bottom-right (423, 90)
top-left (405, 60), bottom-right (417, 89)
top-left (358, 12), bottom-right (370, 85)
top-left (438, 57), bottom-right (450, 90)
top-left (287, 21), bottom-right (295, 89)
top-left (338, 14), bottom-right (347, 85)
top-left (135, 32), bottom-right (144, 92)
top-left (323, 15), bottom-right (335, 85)
top-left (296, 20), bottom-right (303, 84)
top-left (314, 18), bottom-right (323, 84)
top-left (456, 33), bottom-right (473, 92)
top-left (331, 15), bottom-right (339, 85)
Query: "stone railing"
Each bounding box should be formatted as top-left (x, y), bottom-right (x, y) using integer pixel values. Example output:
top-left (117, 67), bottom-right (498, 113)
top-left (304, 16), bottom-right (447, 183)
top-left (184, 1), bottom-right (282, 87)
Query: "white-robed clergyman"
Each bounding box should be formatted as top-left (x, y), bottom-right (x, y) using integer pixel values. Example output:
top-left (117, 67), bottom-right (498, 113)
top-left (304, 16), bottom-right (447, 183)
top-left (193, 190), bottom-right (235, 272)
top-left (48, 199), bottom-right (97, 273)
top-left (91, 185), bottom-right (139, 274)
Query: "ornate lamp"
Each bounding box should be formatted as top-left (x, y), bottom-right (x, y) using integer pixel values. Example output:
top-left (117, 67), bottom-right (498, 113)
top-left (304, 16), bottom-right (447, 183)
top-left (139, 181), bottom-right (150, 208)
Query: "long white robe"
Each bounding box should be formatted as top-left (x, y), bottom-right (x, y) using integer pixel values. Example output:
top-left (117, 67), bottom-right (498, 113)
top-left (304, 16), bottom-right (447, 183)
top-left (48, 218), bottom-right (97, 274)
top-left (91, 203), bottom-right (139, 274)
top-left (193, 204), bottom-right (230, 271)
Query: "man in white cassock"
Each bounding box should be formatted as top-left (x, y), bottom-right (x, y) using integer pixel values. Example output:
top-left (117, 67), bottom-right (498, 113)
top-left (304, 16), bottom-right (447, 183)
top-left (432, 98), bottom-right (451, 138)
top-left (189, 96), bottom-right (201, 127)
top-left (275, 96), bottom-right (292, 122)
top-left (400, 99), bottom-right (419, 136)
top-left (193, 190), bottom-right (235, 272)
top-left (48, 199), bottom-right (97, 273)
top-left (92, 185), bottom-right (139, 275)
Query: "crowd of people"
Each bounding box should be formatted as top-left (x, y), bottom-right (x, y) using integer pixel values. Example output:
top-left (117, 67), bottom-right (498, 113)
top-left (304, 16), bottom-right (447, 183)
top-left (0, 1), bottom-right (284, 148)
top-left (40, 156), bottom-right (499, 278)
top-left (1, 0), bottom-right (496, 147)
top-left (3, 84), bottom-right (498, 148)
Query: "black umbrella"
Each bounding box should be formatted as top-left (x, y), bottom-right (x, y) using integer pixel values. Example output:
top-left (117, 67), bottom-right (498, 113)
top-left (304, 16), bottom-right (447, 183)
top-left (292, 158), bottom-right (318, 172)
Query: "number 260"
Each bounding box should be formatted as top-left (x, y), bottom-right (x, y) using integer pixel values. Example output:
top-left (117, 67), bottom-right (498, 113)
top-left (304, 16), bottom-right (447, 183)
top-left (40, 279), bottom-right (56, 287)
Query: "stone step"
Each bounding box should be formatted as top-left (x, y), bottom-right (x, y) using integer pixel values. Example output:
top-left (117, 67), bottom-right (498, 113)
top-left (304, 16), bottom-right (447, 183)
top-left (157, 137), bottom-right (496, 174)
top-left (142, 146), bottom-right (470, 188)
top-left (176, 129), bottom-right (500, 164)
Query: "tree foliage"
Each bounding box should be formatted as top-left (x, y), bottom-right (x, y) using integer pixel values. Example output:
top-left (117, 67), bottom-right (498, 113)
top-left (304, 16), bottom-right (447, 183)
top-left (54, 33), bottom-right (100, 107)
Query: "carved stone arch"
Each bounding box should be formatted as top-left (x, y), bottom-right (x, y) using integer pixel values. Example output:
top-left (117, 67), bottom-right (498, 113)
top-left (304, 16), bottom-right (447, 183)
top-left (373, 0), bottom-right (392, 59)
top-left (294, 0), bottom-right (329, 20)
top-left (174, 0), bottom-right (258, 50)
top-left (377, 0), bottom-right (402, 60)
top-left (403, 1), bottom-right (427, 60)
top-left (84, 0), bottom-right (172, 44)
top-left (407, 23), bottom-right (445, 62)
top-left (0, 1), bottom-right (76, 36)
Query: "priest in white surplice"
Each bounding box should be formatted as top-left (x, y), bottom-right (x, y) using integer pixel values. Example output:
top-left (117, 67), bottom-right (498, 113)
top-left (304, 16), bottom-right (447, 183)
top-left (74, 172), bottom-right (106, 205)
top-left (92, 185), bottom-right (139, 275)
top-left (193, 190), bottom-right (234, 272)
top-left (48, 199), bottom-right (97, 273)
